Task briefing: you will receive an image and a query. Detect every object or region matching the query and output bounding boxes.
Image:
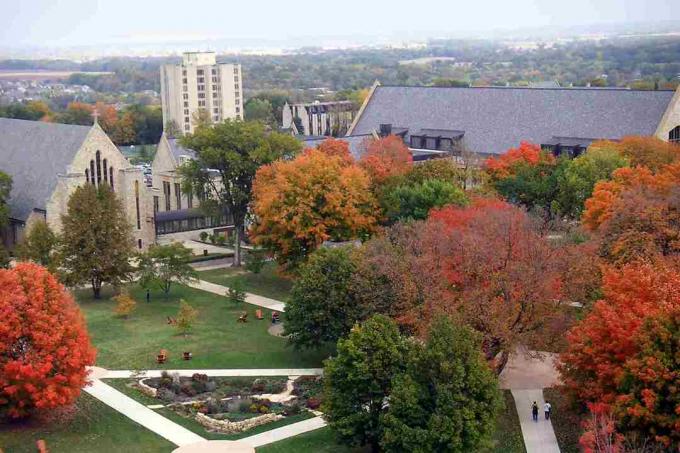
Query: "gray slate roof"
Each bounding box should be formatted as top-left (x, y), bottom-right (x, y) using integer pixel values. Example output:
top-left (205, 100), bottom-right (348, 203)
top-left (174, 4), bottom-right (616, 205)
top-left (0, 118), bottom-right (91, 221)
top-left (167, 138), bottom-right (196, 163)
top-left (351, 86), bottom-right (674, 155)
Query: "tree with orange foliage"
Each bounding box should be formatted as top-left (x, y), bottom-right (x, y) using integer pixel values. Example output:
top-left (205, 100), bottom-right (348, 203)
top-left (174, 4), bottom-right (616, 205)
top-left (359, 136), bottom-right (413, 185)
top-left (59, 102), bottom-right (95, 125)
top-left (0, 263), bottom-right (96, 419)
top-left (251, 149), bottom-right (378, 269)
top-left (484, 141), bottom-right (554, 180)
top-left (559, 263), bottom-right (680, 406)
top-left (315, 138), bottom-right (354, 165)
top-left (589, 136), bottom-right (680, 172)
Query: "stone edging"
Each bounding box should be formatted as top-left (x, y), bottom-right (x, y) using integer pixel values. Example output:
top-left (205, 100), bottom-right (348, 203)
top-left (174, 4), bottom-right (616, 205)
top-left (195, 412), bottom-right (284, 434)
top-left (138, 378), bottom-right (158, 398)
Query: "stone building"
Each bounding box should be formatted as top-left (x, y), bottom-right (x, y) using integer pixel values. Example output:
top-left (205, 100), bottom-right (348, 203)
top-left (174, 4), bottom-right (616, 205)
top-left (349, 82), bottom-right (680, 157)
top-left (282, 100), bottom-right (356, 137)
top-left (160, 51), bottom-right (243, 135)
top-left (0, 118), bottom-right (155, 250)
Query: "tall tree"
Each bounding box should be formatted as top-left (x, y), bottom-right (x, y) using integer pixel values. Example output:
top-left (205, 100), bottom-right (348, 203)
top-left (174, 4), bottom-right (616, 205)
top-left (180, 120), bottom-right (301, 266)
top-left (251, 148), bottom-right (377, 269)
top-left (591, 136), bottom-right (680, 172)
top-left (359, 136), bottom-right (413, 185)
top-left (138, 242), bottom-right (198, 295)
top-left (323, 315), bottom-right (412, 452)
top-left (16, 220), bottom-right (58, 269)
top-left (0, 263), bottom-right (96, 419)
top-left (284, 247), bottom-right (359, 348)
top-left (59, 184), bottom-right (134, 298)
top-left (382, 319), bottom-right (502, 453)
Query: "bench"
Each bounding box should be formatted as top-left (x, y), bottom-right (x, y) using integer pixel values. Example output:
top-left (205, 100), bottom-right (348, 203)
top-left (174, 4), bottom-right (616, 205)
top-left (237, 312), bottom-right (248, 323)
top-left (255, 309), bottom-right (264, 320)
top-left (157, 349), bottom-right (168, 364)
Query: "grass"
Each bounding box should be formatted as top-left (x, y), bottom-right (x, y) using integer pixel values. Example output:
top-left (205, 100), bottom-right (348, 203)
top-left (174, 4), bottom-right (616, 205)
top-left (103, 378), bottom-right (314, 440)
top-left (543, 388), bottom-right (582, 453)
top-left (198, 262), bottom-right (293, 301)
top-left (0, 393), bottom-right (173, 453)
top-left (77, 283), bottom-right (331, 370)
top-left (257, 390), bottom-right (525, 453)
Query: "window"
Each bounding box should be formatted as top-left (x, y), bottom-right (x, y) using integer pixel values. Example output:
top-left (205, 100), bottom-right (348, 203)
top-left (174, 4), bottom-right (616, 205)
top-left (213, 108), bottom-right (219, 114)
top-left (95, 151), bottom-right (102, 185)
top-left (234, 75), bottom-right (239, 82)
top-left (109, 167), bottom-right (114, 191)
top-left (197, 85), bottom-right (205, 91)
top-left (174, 183), bottom-right (182, 210)
top-left (184, 101), bottom-right (189, 108)
top-left (182, 69), bottom-right (187, 76)
top-left (138, 239), bottom-right (142, 249)
top-left (198, 100), bottom-right (206, 107)
top-left (182, 78), bottom-right (187, 84)
top-left (197, 77), bottom-right (205, 83)
top-left (197, 69), bottom-right (204, 75)
top-left (234, 83), bottom-right (239, 90)
top-left (102, 159), bottom-right (108, 184)
top-left (153, 196), bottom-right (159, 213)
top-left (198, 93), bottom-right (206, 99)
top-left (236, 107), bottom-right (240, 113)
top-left (183, 93), bottom-right (189, 100)
top-left (213, 115), bottom-right (220, 122)
top-left (235, 99), bottom-right (240, 105)
top-left (184, 124), bottom-right (190, 131)
top-left (212, 77), bottom-right (218, 83)
top-left (185, 116), bottom-right (190, 123)
top-left (183, 85), bottom-right (188, 92)
top-left (134, 180), bottom-right (141, 230)
top-left (233, 67), bottom-right (239, 74)
top-left (85, 168), bottom-right (89, 183)
top-left (90, 160), bottom-right (96, 185)
top-left (212, 92), bottom-right (218, 98)
top-left (670, 126), bottom-right (680, 143)
top-left (184, 109), bottom-right (189, 115)
top-left (163, 181), bottom-right (171, 211)
top-left (213, 84), bottom-right (219, 91)
top-left (212, 68), bottom-right (217, 75)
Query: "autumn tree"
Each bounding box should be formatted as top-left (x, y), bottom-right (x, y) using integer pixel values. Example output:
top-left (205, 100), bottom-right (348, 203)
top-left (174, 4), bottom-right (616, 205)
top-left (176, 300), bottom-right (198, 335)
top-left (17, 220), bottom-right (58, 269)
top-left (113, 290), bottom-right (137, 318)
top-left (251, 149), bottom-right (377, 269)
top-left (179, 120), bottom-right (302, 266)
top-left (484, 141), bottom-right (554, 180)
top-left (590, 136), bottom-right (680, 172)
top-left (315, 138), bottom-right (354, 165)
top-left (138, 242), bottom-right (198, 296)
top-left (382, 319), bottom-right (501, 452)
top-left (359, 135), bottom-right (413, 185)
top-left (284, 247), bottom-right (359, 348)
top-left (408, 158), bottom-right (467, 189)
top-left (0, 263), bottom-right (96, 419)
top-left (59, 184), bottom-right (134, 298)
top-left (323, 315), bottom-right (412, 452)
top-left (59, 102), bottom-right (95, 125)
top-left (559, 263), bottom-right (680, 406)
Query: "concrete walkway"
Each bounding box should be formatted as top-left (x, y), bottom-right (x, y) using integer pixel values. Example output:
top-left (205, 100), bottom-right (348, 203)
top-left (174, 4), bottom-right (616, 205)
top-left (511, 389), bottom-right (560, 453)
top-left (187, 279), bottom-right (286, 312)
top-left (240, 416), bottom-right (327, 448)
top-left (84, 378), bottom-right (206, 446)
top-left (190, 258), bottom-right (233, 271)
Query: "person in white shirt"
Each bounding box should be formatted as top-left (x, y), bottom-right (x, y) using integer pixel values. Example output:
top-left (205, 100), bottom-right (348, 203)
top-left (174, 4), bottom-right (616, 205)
top-left (544, 401), bottom-right (552, 420)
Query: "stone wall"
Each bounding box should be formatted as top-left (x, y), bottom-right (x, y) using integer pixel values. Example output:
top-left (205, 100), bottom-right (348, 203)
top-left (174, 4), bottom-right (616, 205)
top-left (194, 412), bottom-right (283, 434)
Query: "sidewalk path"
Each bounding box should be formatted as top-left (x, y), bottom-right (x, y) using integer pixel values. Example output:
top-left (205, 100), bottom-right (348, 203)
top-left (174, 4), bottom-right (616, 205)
top-left (190, 258), bottom-right (233, 271)
top-left (84, 378), bottom-right (206, 446)
top-left (99, 368), bottom-right (323, 379)
top-left (188, 279), bottom-right (286, 312)
top-left (511, 389), bottom-right (561, 453)
top-left (240, 416), bottom-right (327, 448)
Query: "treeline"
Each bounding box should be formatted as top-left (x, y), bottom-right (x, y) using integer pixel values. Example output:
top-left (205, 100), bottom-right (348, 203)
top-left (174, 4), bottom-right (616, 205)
top-left (0, 101), bottom-right (162, 145)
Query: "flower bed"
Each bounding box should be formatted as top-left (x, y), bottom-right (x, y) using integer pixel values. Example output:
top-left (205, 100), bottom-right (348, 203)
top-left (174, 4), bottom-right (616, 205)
top-left (291, 375), bottom-right (324, 410)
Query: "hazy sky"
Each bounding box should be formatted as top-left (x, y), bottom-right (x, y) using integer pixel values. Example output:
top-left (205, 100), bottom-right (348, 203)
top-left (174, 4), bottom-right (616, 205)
top-left (1, 0), bottom-right (678, 48)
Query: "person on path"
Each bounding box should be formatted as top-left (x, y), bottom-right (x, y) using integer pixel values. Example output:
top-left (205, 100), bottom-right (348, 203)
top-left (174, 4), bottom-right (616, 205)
top-left (544, 401), bottom-right (552, 420)
top-left (146, 289), bottom-right (150, 303)
top-left (532, 401), bottom-right (539, 421)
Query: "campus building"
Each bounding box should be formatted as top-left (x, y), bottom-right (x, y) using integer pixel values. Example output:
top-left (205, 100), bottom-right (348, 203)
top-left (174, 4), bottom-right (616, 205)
top-left (348, 82), bottom-right (680, 157)
top-left (282, 100), bottom-right (356, 137)
top-left (160, 51), bottom-right (243, 135)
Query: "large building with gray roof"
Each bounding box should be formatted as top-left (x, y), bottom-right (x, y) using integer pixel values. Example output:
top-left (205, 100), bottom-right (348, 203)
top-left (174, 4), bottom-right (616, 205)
top-left (0, 118), bottom-right (156, 250)
top-left (348, 83), bottom-right (680, 157)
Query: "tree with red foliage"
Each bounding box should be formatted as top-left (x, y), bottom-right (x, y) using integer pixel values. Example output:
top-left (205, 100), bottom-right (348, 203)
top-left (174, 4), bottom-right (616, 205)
top-left (484, 141), bottom-right (554, 180)
top-left (0, 263), bottom-right (96, 419)
top-left (315, 138), bottom-right (354, 165)
top-left (580, 403), bottom-right (625, 453)
top-left (559, 263), bottom-right (680, 406)
top-left (424, 199), bottom-right (569, 373)
top-left (359, 136), bottom-right (413, 184)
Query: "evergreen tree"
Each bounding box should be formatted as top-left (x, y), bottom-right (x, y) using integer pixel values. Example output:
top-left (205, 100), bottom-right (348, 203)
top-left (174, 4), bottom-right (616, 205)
top-left (59, 184), bottom-right (134, 298)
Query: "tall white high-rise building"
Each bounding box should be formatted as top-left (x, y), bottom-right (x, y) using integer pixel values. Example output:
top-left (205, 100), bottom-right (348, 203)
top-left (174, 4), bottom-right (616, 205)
top-left (160, 51), bottom-right (243, 135)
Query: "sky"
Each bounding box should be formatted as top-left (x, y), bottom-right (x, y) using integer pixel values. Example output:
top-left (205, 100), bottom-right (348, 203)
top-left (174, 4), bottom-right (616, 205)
top-left (0, 0), bottom-right (678, 50)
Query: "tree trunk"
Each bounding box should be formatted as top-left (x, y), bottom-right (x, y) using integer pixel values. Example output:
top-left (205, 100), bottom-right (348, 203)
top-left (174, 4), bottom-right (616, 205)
top-left (233, 226), bottom-right (242, 267)
top-left (92, 280), bottom-right (101, 299)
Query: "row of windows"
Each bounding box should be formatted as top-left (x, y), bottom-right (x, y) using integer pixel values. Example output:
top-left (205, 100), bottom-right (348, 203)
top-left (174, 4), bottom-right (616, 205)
top-left (670, 125), bottom-right (680, 143)
top-left (85, 150), bottom-right (114, 191)
top-left (160, 181), bottom-right (193, 211)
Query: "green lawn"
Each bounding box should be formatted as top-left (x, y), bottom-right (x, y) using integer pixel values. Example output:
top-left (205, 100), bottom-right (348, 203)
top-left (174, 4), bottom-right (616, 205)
top-left (543, 388), bottom-right (582, 453)
top-left (0, 393), bottom-right (173, 453)
top-left (77, 283), bottom-right (330, 370)
top-left (257, 390), bottom-right (525, 453)
top-left (104, 378), bottom-right (315, 440)
top-left (197, 262), bottom-right (293, 301)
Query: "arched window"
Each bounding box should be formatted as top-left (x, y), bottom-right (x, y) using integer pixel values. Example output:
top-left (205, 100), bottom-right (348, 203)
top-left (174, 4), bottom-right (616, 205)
top-left (102, 158), bottom-right (108, 184)
top-left (85, 169), bottom-right (89, 184)
top-left (670, 126), bottom-right (680, 143)
top-left (134, 180), bottom-right (141, 230)
top-left (90, 160), bottom-right (96, 186)
top-left (137, 239), bottom-right (142, 249)
top-left (109, 167), bottom-right (114, 191)
top-left (95, 151), bottom-right (102, 185)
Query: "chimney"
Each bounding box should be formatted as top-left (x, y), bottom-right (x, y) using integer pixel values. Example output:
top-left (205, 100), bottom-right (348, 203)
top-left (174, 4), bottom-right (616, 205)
top-left (379, 124), bottom-right (392, 137)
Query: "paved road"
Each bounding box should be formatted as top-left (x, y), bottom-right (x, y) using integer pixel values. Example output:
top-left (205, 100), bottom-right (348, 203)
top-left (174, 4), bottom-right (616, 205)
top-left (511, 389), bottom-right (561, 453)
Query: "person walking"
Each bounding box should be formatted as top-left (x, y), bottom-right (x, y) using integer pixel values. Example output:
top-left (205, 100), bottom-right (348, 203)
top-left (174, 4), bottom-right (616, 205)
top-left (146, 289), bottom-right (151, 303)
top-left (544, 401), bottom-right (552, 420)
top-left (532, 401), bottom-right (539, 422)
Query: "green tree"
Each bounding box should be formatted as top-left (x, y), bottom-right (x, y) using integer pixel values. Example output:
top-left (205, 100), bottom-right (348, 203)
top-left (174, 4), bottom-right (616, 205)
top-left (227, 278), bottom-right (246, 304)
top-left (16, 220), bottom-right (58, 269)
top-left (380, 179), bottom-right (468, 223)
top-left (555, 146), bottom-right (629, 218)
top-left (138, 242), bottom-right (198, 296)
top-left (244, 98), bottom-right (276, 126)
top-left (179, 120), bottom-right (302, 266)
top-left (59, 184), bottom-right (134, 298)
top-left (0, 170), bottom-right (11, 229)
top-left (284, 247), bottom-right (359, 348)
top-left (323, 315), bottom-right (412, 452)
top-left (382, 318), bottom-right (502, 452)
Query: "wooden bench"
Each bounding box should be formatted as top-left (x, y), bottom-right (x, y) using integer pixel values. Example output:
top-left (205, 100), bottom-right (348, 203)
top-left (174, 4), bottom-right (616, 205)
top-left (157, 349), bottom-right (168, 364)
top-left (237, 312), bottom-right (248, 323)
top-left (255, 309), bottom-right (264, 320)
top-left (37, 440), bottom-right (47, 453)
top-left (166, 316), bottom-right (177, 325)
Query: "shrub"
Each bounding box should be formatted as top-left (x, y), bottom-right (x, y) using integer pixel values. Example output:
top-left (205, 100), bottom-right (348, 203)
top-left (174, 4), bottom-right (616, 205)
top-left (199, 231), bottom-right (209, 242)
top-left (157, 388), bottom-right (176, 402)
top-left (283, 403), bottom-right (302, 416)
top-left (209, 234), bottom-right (217, 245)
top-left (216, 235), bottom-right (226, 246)
top-left (251, 378), bottom-right (266, 392)
top-left (176, 300), bottom-right (198, 334)
top-left (205, 381), bottom-right (217, 392)
top-left (227, 278), bottom-right (246, 304)
top-left (191, 373), bottom-right (208, 382)
top-left (259, 405), bottom-right (270, 414)
top-left (0, 263), bottom-right (96, 419)
top-left (239, 400), bottom-right (252, 413)
top-left (306, 397), bottom-right (321, 410)
top-left (249, 403), bottom-right (259, 413)
top-left (113, 290), bottom-right (136, 318)
top-left (245, 250), bottom-right (267, 274)
top-left (180, 382), bottom-right (197, 397)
